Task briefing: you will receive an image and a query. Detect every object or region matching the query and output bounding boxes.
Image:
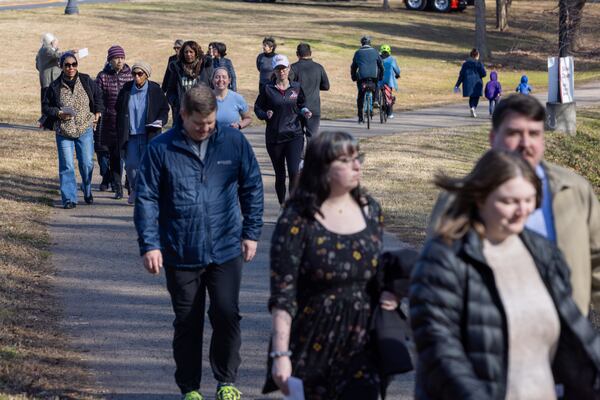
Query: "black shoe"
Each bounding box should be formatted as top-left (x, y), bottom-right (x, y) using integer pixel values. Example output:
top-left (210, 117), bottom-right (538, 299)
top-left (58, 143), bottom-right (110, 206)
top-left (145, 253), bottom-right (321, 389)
top-left (84, 194), bottom-right (94, 205)
top-left (358, 117), bottom-right (364, 124)
top-left (114, 185), bottom-right (123, 200)
top-left (63, 201), bottom-right (76, 209)
top-left (99, 178), bottom-right (109, 191)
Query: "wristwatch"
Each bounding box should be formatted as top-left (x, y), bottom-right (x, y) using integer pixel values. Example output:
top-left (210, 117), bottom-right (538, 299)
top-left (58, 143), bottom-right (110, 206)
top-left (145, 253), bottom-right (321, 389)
top-left (269, 350), bottom-right (292, 359)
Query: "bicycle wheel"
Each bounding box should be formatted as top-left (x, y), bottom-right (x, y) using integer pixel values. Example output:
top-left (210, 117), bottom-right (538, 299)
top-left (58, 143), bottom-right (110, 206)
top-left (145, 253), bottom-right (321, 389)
top-left (363, 91), bottom-right (371, 129)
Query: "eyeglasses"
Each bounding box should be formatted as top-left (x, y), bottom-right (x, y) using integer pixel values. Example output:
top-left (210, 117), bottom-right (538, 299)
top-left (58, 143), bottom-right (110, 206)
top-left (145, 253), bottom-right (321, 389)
top-left (63, 62), bottom-right (78, 68)
top-left (336, 153), bottom-right (365, 165)
top-left (133, 71), bottom-right (145, 77)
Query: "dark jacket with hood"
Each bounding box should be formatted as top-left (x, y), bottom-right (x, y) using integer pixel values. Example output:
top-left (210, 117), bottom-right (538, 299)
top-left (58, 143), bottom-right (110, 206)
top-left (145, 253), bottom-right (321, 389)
top-left (254, 81), bottom-right (306, 144)
top-left (410, 228), bottom-right (600, 400)
top-left (134, 124), bottom-right (264, 268)
top-left (95, 63), bottom-right (133, 151)
top-left (484, 71), bottom-right (502, 100)
top-left (42, 72), bottom-right (104, 131)
top-left (455, 58), bottom-right (486, 98)
top-left (115, 80), bottom-right (170, 149)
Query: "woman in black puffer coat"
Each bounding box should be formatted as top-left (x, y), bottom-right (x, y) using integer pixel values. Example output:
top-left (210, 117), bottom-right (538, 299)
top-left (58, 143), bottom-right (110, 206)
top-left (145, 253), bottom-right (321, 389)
top-left (410, 150), bottom-right (600, 400)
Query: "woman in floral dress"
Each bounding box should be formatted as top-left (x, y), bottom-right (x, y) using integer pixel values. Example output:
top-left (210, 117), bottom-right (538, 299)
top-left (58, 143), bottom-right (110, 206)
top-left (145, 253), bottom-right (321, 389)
top-left (262, 131), bottom-right (398, 400)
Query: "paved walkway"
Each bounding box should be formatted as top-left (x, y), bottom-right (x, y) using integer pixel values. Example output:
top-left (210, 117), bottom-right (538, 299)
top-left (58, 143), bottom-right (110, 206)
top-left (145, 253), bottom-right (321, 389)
top-left (43, 80), bottom-right (600, 399)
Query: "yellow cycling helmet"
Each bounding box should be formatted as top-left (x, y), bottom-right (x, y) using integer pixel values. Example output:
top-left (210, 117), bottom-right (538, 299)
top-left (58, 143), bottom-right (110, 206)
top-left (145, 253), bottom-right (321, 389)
top-left (380, 44), bottom-right (391, 54)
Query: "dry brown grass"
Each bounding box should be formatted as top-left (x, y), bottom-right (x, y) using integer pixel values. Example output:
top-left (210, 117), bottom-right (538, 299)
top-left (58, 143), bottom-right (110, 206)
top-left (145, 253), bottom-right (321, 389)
top-left (361, 107), bottom-right (600, 247)
top-left (0, 130), bottom-right (98, 399)
top-left (0, 0), bottom-right (599, 124)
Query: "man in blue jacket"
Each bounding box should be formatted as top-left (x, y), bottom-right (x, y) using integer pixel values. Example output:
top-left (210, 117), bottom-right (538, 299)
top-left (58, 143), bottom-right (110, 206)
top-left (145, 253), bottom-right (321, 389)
top-left (134, 85), bottom-right (264, 400)
top-left (351, 36), bottom-right (383, 123)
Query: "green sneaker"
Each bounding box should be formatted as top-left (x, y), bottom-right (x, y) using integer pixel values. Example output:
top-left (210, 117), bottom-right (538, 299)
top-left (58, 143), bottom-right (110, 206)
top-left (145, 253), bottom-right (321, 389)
top-left (216, 384), bottom-right (242, 400)
top-left (182, 390), bottom-right (203, 400)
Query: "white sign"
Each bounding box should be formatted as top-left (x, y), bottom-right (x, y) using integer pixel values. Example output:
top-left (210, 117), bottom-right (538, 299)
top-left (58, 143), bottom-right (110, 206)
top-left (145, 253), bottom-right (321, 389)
top-left (548, 56), bottom-right (574, 103)
top-left (78, 48), bottom-right (89, 59)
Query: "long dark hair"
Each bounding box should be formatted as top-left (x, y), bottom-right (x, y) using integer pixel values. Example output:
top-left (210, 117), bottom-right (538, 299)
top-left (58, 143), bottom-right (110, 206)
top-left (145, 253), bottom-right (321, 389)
top-left (434, 149), bottom-right (541, 242)
top-left (288, 131), bottom-right (368, 219)
top-left (178, 40), bottom-right (204, 78)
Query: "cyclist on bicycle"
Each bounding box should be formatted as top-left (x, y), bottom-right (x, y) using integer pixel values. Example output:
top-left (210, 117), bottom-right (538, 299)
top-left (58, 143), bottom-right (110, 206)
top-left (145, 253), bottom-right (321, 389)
top-left (350, 36), bottom-right (383, 123)
top-left (379, 44), bottom-right (400, 119)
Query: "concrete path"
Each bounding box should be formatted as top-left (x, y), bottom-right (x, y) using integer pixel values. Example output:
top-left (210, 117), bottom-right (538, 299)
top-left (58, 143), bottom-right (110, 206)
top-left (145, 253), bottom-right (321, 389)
top-left (43, 80), bottom-right (600, 399)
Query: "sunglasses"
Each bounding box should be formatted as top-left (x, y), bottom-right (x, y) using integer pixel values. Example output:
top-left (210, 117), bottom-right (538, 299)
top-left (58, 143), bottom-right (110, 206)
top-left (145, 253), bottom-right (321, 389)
top-left (63, 62), bottom-right (78, 68)
top-left (133, 71), bottom-right (145, 77)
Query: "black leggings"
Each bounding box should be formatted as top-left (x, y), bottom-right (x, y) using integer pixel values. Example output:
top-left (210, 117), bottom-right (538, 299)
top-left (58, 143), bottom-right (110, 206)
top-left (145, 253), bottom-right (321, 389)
top-left (266, 136), bottom-right (304, 205)
top-left (469, 96), bottom-right (480, 109)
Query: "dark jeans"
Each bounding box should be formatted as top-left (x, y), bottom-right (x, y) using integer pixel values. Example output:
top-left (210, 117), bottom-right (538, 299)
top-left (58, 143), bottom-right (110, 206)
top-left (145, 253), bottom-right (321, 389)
top-left (165, 256), bottom-right (243, 394)
top-left (301, 115), bottom-right (321, 138)
top-left (96, 150), bottom-right (111, 184)
top-left (469, 96), bottom-right (480, 109)
top-left (266, 136), bottom-right (304, 205)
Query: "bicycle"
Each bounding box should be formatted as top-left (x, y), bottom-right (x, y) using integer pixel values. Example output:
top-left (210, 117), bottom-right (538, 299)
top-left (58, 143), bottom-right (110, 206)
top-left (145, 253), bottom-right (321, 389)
top-left (361, 79), bottom-right (377, 130)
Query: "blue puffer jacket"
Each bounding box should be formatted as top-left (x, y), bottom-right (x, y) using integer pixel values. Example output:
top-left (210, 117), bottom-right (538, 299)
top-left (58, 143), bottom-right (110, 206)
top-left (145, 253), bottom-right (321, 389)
top-left (455, 58), bottom-right (486, 98)
top-left (134, 124), bottom-right (264, 268)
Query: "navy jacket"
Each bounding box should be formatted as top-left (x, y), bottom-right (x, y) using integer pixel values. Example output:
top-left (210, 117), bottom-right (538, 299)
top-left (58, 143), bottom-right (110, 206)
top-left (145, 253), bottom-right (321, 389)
top-left (351, 45), bottom-right (384, 82)
top-left (134, 124), bottom-right (264, 268)
top-left (455, 58), bottom-right (486, 98)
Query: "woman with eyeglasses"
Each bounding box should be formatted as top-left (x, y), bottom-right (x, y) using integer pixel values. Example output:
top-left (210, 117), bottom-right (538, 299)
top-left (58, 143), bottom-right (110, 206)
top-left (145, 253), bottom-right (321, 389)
top-left (263, 131), bottom-right (397, 400)
top-left (42, 52), bottom-right (103, 209)
top-left (254, 54), bottom-right (311, 207)
top-left (116, 61), bottom-right (169, 205)
top-left (212, 67), bottom-right (251, 131)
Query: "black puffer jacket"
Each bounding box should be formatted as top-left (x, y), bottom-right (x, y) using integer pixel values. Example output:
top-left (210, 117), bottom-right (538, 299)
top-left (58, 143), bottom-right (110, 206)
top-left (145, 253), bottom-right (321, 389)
top-left (410, 229), bottom-right (600, 400)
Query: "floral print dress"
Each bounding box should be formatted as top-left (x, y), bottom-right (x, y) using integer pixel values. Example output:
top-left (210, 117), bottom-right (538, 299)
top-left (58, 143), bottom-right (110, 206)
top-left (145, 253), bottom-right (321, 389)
top-left (264, 197), bottom-right (384, 399)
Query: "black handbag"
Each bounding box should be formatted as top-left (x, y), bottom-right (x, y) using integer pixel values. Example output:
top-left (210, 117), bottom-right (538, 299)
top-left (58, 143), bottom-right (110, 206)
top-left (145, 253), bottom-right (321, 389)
top-left (370, 304), bottom-right (413, 377)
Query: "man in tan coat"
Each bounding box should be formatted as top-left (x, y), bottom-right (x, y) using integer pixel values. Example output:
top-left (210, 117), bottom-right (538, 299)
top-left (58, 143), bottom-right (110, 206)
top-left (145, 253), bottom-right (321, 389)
top-left (428, 94), bottom-right (600, 318)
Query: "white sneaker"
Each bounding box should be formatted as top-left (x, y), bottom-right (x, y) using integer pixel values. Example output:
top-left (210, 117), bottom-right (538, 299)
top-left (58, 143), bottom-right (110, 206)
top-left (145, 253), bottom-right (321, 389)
top-left (470, 107), bottom-right (477, 118)
top-left (388, 114), bottom-right (395, 119)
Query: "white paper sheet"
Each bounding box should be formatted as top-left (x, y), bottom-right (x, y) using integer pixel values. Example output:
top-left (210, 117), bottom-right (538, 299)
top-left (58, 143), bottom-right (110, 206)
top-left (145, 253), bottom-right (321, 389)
top-left (78, 48), bottom-right (89, 58)
top-left (284, 376), bottom-right (305, 400)
top-left (146, 120), bottom-right (163, 128)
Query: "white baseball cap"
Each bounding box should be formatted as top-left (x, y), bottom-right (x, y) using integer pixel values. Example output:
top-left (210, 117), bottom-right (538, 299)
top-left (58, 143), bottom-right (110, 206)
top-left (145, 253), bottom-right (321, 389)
top-left (272, 54), bottom-right (290, 69)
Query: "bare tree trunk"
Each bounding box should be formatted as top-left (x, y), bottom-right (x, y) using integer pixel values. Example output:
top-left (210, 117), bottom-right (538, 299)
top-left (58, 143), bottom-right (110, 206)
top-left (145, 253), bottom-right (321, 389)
top-left (383, 0), bottom-right (390, 10)
top-left (559, 0), bottom-right (586, 56)
top-left (496, 0), bottom-right (510, 31)
top-left (475, 0), bottom-right (489, 61)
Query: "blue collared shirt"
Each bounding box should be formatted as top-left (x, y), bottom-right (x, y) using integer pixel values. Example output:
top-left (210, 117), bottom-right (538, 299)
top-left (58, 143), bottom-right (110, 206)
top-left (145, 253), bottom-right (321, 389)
top-left (525, 164), bottom-right (557, 243)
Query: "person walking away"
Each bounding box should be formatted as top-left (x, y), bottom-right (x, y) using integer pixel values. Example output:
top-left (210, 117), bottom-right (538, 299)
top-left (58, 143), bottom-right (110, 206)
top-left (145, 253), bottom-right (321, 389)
top-left (161, 39), bottom-right (183, 93)
top-left (411, 149), bottom-right (600, 399)
top-left (256, 37), bottom-right (277, 91)
top-left (350, 36), bottom-right (383, 124)
top-left (290, 42), bottom-right (329, 138)
top-left (212, 67), bottom-right (252, 130)
top-left (426, 94), bottom-right (600, 323)
top-left (115, 61), bottom-right (169, 205)
top-left (264, 131), bottom-right (403, 400)
top-left (36, 33), bottom-right (77, 120)
top-left (166, 40), bottom-right (211, 127)
top-left (454, 48), bottom-right (486, 118)
top-left (484, 71), bottom-right (502, 116)
top-left (134, 85), bottom-right (263, 400)
top-left (42, 52), bottom-right (103, 209)
top-left (378, 44), bottom-right (400, 119)
top-left (211, 42), bottom-right (237, 92)
top-left (516, 75), bottom-right (532, 95)
top-left (95, 45), bottom-right (133, 197)
top-left (254, 54), bottom-right (312, 207)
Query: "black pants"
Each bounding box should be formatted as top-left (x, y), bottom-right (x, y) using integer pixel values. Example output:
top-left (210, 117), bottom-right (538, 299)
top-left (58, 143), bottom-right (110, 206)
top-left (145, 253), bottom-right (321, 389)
top-left (165, 256), bottom-right (243, 394)
top-left (266, 136), bottom-right (304, 205)
top-left (96, 150), bottom-right (112, 185)
top-left (469, 96), bottom-right (480, 109)
top-left (108, 142), bottom-right (123, 188)
top-left (301, 115), bottom-right (321, 138)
